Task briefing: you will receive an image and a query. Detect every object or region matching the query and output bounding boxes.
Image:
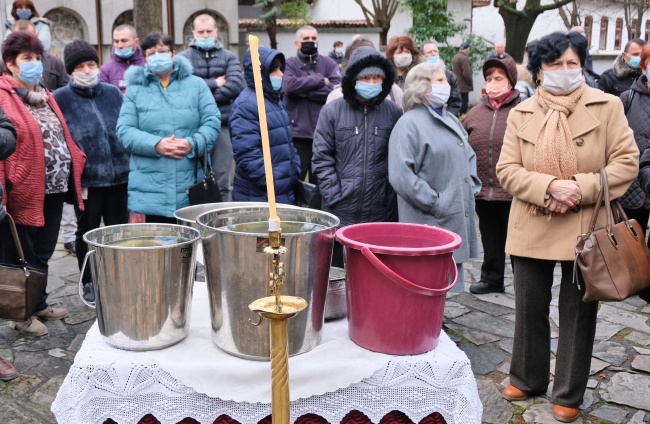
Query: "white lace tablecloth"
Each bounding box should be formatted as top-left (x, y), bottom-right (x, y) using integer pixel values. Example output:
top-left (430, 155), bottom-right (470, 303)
top-left (52, 282), bottom-right (482, 424)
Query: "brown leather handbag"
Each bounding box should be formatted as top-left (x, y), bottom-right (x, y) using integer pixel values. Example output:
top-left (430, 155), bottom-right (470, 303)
top-left (0, 213), bottom-right (47, 320)
top-left (574, 170), bottom-right (650, 302)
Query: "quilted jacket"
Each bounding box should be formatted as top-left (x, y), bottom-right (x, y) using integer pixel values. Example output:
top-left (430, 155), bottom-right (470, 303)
top-left (229, 47), bottom-right (300, 204)
top-left (620, 75), bottom-right (650, 210)
top-left (312, 46), bottom-right (402, 227)
top-left (463, 90), bottom-right (520, 201)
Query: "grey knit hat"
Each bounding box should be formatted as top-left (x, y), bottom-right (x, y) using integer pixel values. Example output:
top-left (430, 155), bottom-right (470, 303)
top-left (356, 66), bottom-right (385, 80)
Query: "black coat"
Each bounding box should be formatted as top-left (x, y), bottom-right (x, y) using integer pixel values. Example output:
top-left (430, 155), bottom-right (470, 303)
top-left (0, 106), bottom-right (16, 222)
top-left (178, 41), bottom-right (245, 126)
top-left (53, 82), bottom-right (129, 188)
top-left (312, 46), bottom-right (403, 226)
top-left (598, 55), bottom-right (642, 97)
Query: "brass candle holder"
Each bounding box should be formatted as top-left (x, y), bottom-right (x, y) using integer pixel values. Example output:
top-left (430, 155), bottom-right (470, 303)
top-left (249, 227), bottom-right (307, 424)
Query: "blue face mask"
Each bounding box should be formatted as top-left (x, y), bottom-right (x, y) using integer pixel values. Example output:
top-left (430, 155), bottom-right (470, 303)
top-left (17, 61), bottom-right (43, 86)
top-left (147, 53), bottom-right (173, 74)
top-left (355, 81), bottom-right (382, 99)
top-left (195, 37), bottom-right (215, 51)
top-left (114, 47), bottom-right (135, 59)
top-left (270, 75), bottom-right (283, 91)
top-left (16, 10), bottom-right (32, 20)
top-left (628, 56), bottom-right (641, 69)
top-left (426, 56), bottom-right (440, 63)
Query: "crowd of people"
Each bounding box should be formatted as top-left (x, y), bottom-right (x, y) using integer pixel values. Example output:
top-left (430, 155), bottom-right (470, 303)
top-left (0, 4), bottom-right (649, 422)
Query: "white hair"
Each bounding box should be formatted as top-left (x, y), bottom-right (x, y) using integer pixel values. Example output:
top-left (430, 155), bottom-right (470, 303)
top-left (295, 25), bottom-right (317, 40)
top-left (403, 62), bottom-right (447, 112)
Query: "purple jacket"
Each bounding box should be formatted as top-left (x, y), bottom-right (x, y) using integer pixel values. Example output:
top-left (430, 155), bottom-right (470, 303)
top-left (282, 52), bottom-right (340, 139)
top-left (99, 46), bottom-right (146, 94)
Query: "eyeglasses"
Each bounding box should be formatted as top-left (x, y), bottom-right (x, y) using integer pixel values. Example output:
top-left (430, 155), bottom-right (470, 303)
top-left (145, 49), bottom-right (171, 57)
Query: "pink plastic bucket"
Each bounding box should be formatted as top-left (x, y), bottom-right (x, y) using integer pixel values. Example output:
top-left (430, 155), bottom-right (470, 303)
top-left (336, 222), bottom-right (461, 355)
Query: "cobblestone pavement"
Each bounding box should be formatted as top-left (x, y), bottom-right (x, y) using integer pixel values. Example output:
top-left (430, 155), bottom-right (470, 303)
top-left (0, 234), bottom-right (649, 424)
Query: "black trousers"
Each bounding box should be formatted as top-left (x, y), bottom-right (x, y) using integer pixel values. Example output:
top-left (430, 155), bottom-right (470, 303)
top-left (475, 200), bottom-right (511, 287)
top-left (76, 184), bottom-right (129, 284)
top-left (460, 92), bottom-right (469, 115)
top-left (0, 192), bottom-right (66, 313)
top-left (145, 215), bottom-right (177, 224)
top-left (293, 137), bottom-right (313, 182)
top-left (509, 256), bottom-right (598, 408)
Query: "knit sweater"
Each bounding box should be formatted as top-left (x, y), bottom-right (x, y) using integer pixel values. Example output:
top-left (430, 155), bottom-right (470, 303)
top-left (0, 75), bottom-right (85, 226)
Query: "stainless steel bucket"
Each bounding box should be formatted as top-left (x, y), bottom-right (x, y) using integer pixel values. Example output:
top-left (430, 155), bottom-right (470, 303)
top-left (174, 202), bottom-right (296, 264)
top-left (325, 267), bottom-right (347, 320)
top-left (197, 205), bottom-right (339, 360)
top-left (79, 224), bottom-right (200, 351)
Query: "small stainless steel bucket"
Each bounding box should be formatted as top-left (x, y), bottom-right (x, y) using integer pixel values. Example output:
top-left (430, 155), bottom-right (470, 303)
top-left (197, 205), bottom-right (339, 360)
top-left (79, 224), bottom-right (199, 351)
top-left (325, 267), bottom-right (346, 320)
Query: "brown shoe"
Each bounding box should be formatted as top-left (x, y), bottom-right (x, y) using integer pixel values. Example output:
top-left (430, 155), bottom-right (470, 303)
top-left (0, 357), bottom-right (18, 381)
top-left (553, 405), bottom-right (580, 423)
top-left (502, 384), bottom-right (529, 401)
top-left (9, 317), bottom-right (48, 336)
top-left (35, 306), bottom-right (68, 320)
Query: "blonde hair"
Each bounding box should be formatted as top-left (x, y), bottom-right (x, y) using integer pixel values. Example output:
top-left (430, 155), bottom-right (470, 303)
top-left (516, 63), bottom-right (534, 86)
top-left (403, 62), bottom-right (446, 112)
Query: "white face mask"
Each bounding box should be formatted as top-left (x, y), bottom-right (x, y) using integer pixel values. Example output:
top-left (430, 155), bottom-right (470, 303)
top-left (423, 84), bottom-right (451, 108)
top-left (72, 68), bottom-right (100, 87)
top-left (540, 68), bottom-right (583, 96)
top-left (393, 53), bottom-right (413, 68)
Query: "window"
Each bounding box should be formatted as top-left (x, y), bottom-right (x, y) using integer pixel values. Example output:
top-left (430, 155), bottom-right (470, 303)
top-left (632, 19), bottom-right (638, 39)
top-left (599, 17), bottom-right (608, 50)
top-left (584, 16), bottom-right (593, 49)
top-left (615, 18), bottom-right (623, 50)
top-left (646, 20), bottom-right (650, 42)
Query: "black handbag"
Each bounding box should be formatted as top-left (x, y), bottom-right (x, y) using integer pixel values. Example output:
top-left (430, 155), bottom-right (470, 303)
top-left (0, 213), bottom-right (47, 321)
top-left (187, 134), bottom-right (223, 205)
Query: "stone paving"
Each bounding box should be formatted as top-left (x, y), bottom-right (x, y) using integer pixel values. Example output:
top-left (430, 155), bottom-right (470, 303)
top-left (0, 235), bottom-right (649, 423)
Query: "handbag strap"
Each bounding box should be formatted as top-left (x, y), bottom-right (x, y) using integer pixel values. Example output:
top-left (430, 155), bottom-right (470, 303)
top-left (191, 136), bottom-right (199, 184)
top-left (588, 169), bottom-right (614, 234)
top-left (195, 133), bottom-right (215, 182)
top-left (5, 213), bottom-right (28, 270)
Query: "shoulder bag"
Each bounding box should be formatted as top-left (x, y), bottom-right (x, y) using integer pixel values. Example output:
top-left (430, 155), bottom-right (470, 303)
top-left (187, 134), bottom-right (223, 205)
top-left (574, 169), bottom-right (650, 302)
top-left (0, 213), bottom-right (47, 320)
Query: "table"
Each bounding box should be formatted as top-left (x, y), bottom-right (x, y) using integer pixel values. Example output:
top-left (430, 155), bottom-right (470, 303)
top-left (52, 282), bottom-right (482, 424)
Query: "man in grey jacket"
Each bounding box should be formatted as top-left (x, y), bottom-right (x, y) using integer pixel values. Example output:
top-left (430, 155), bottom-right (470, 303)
top-left (179, 14), bottom-right (245, 201)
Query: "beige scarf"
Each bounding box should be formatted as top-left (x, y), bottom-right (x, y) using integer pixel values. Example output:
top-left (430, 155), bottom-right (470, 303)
top-left (527, 85), bottom-right (584, 214)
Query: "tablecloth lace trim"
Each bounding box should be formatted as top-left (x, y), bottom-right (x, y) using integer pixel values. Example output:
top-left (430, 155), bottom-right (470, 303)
top-left (52, 358), bottom-right (482, 424)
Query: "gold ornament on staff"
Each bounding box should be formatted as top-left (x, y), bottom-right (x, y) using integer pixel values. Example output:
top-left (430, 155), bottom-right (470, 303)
top-left (247, 33), bottom-right (307, 424)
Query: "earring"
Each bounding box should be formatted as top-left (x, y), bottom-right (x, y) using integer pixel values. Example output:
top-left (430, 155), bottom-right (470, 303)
top-left (535, 79), bottom-right (541, 85)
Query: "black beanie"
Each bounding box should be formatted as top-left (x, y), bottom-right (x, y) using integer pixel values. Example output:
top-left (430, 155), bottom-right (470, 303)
top-left (64, 40), bottom-right (100, 74)
top-left (269, 56), bottom-right (284, 73)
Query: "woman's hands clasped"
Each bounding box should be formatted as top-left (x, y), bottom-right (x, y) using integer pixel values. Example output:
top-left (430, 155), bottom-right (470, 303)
top-left (155, 135), bottom-right (192, 159)
top-left (545, 179), bottom-right (582, 214)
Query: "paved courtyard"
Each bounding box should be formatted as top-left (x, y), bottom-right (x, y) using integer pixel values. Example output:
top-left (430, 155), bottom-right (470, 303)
top-left (0, 234), bottom-right (649, 424)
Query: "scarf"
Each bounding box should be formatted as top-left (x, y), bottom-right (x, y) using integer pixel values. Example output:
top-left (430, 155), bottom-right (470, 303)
top-left (527, 84), bottom-right (584, 214)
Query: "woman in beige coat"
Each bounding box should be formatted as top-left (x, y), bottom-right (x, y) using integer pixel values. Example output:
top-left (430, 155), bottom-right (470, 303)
top-left (496, 31), bottom-right (638, 423)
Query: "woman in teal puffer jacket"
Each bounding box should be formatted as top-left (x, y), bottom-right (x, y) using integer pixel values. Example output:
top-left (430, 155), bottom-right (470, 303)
top-left (117, 32), bottom-right (220, 222)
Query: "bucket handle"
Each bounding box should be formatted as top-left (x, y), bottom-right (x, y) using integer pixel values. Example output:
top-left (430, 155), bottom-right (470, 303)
top-left (360, 246), bottom-right (457, 297)
top-left (78, 250), bottom-right (96, 309)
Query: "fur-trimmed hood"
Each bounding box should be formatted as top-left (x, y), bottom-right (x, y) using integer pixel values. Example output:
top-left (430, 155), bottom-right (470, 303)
top-left (341, 46), bottom-right (396, 109)
top-left (124, 54), bottom-right (194, 87)
top-left (612, 53), bottom-right (641, 78)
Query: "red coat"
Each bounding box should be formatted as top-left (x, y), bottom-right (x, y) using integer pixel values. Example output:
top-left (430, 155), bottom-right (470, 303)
top-left (0, 75), bottom-right (85, 226)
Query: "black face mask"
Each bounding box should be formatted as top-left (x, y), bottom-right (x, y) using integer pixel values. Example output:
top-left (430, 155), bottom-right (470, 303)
top-left (300, 42), bottom-right (318, 56)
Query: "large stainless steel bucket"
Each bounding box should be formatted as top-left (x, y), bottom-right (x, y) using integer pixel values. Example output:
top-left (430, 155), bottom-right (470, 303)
top-left (79, 224), bottom-right (199, 351)
top-left (197, 205), bottom-right (339, 360)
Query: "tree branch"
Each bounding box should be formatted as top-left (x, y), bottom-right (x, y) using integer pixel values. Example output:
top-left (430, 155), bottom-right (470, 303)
top-left (353, 0), bottom-right (375, 25)
top-left (534, 0), bottom-right (574, 13)
top-left (495, 0), bottom-right (527, 17)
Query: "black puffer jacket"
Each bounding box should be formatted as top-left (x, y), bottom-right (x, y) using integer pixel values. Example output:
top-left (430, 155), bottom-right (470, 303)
top-left (0, 106), bottom-right (17, 222)
top-left (312, 46), bottom-right (403, 226)
top-left (598, 54), bottom-right (642, 97)
top-left (620, 75), bottom-right (650, 210)
top-left (178, 40), bottom-right (245, 125)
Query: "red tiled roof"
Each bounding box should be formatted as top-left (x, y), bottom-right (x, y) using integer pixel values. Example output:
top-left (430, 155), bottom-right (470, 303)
top-left (238, 18), bottom-right (370, 28)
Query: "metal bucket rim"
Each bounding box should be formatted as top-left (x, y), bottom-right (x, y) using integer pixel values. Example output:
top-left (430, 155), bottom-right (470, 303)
top-left (83, 223), bottom-right (201, 249)
top-left (173, 202), bottom-right (299, 225)
top-left (196, 205), bottom-right (340, 236)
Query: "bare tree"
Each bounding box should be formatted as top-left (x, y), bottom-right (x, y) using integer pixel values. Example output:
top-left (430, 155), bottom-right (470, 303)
top-left (495, 0), bottom-right (574, 62)
top-left (133, 0), bottom-right (163, 38)
top-left (621, 0), bottom-right (650, 40)
top-left (353, 0), bottom-right (400, 48)
top-left (555, 0), bottom-right (582, 30)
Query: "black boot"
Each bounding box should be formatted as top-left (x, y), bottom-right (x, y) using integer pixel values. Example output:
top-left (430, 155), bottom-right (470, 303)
top-left (469, 281), bottom-right (505, 294)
